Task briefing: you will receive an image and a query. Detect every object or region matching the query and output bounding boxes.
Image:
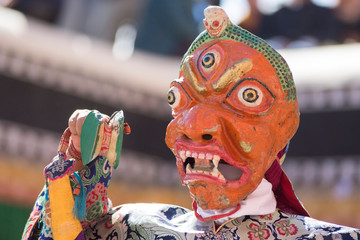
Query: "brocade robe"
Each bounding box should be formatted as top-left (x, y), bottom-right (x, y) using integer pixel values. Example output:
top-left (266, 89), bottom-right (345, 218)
top-left (83, 203), bottom-right (360, 240)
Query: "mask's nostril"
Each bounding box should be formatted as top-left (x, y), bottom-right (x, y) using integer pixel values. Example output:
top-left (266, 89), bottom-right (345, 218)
top-left (183, 134), bottom-right (192, 141)
top-left (202, 134), bottom-right (213, 140)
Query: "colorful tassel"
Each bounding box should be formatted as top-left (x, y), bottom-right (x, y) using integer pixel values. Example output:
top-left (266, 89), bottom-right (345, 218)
top-left (72, 172), bottom-right (87, 221)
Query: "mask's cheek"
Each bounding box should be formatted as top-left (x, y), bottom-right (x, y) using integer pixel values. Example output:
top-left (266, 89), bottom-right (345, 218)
top-left (224, 120), bottom-right (275, 165)
top-left (273, 104), bottom-right (300, 152)
top-left (165, 118), bottom-right (180, 150)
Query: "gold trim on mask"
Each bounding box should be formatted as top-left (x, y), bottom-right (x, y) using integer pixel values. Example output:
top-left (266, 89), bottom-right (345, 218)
top-left (182, 56), bottom-right (207, 95)
top-left (239, 141), bottom-right (254, 153)
top-left (212, 59), bottom-right (253, 91)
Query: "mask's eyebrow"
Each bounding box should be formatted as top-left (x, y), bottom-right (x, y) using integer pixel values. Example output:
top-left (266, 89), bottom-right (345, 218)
top-left (182, 56), bottom-right (207, 95)
top-left (170, 79), bottom-right (193, 101)
top-left (212, 58), bottom-right (253, 91)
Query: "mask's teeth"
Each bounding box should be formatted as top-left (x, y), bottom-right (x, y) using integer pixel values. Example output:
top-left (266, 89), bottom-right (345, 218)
top-left (212, 155), bottom-right (220, 168)
top-left (186, 162), bottom-right (192, 173)
top-left (179, 151), bottom-right (186, 161)
top-left (179, 150), bottom-right (227, 181)
top-left (186, 151), bottom-right (191, 157)
top-left (209, 167), bottom-right (225, 181)
top-left (217, 172), bottom-right (226, 181)
top-left (206, 153), bottom-right (213, 160)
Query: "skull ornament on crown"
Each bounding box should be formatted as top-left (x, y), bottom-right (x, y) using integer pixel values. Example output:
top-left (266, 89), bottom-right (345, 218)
top-left (165, 6), bottom-right (302, 211)
top-left (203, 7), bottom-right (230, 37)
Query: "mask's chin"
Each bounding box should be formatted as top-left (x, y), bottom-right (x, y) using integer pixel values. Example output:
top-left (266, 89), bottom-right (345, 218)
top-left (181, 161), bottom-right (255, 210)
top-left (183, 162), bottom-right (264, 210)
top-left (187, 179), bottom-right (252, 210)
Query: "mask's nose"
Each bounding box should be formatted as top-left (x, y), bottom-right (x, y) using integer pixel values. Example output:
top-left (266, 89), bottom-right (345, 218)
top-left (179, 104), bottom-right (221, 143)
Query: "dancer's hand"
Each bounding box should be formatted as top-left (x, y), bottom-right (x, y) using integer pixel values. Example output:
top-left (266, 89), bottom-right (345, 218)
top-left (68, 109), bottom-right (109, 153)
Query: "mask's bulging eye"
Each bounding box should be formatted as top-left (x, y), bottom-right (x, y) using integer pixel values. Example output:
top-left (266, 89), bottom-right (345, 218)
top-left (167, 87), bottom-right (181, 108)
top-left (243, 88), bottom-right (259, 103)
top-left (168, 91), bottom-right (175, 104)
top-left (238, 86), bottom-right (263, 107)
top-left (201, 53), bottom-right (215, 69)
top-left (225, 79), bottom-right (274, 114)
top-left (198, 48), bottom-right (222, 75)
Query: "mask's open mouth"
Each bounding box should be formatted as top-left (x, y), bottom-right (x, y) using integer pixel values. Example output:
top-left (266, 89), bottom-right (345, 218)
top-left (179, 150), bottom-right (244, 183)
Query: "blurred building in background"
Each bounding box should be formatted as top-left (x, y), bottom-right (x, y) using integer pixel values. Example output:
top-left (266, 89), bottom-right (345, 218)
top-left (0, 0), bottom-right (360, 238)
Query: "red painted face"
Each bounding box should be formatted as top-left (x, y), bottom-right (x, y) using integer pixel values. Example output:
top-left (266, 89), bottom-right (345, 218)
top-left (165, 40), bottom-right (299, 210)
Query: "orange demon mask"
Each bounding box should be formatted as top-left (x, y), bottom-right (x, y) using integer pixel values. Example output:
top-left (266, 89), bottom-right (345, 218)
top-left (165, 6), bottom-right (300, 210)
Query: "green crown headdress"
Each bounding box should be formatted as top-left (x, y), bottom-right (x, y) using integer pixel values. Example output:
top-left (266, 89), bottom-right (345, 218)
top-left (182, 6), bottom-right (296, 102)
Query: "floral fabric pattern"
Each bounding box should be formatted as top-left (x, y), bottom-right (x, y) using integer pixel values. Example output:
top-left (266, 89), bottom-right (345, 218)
top-left (275, 220), bottom-right (298, 236)
top-left (83, 204), bottom-right (360, 240)
top-left (247, 223), bottom-right (271, 240)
